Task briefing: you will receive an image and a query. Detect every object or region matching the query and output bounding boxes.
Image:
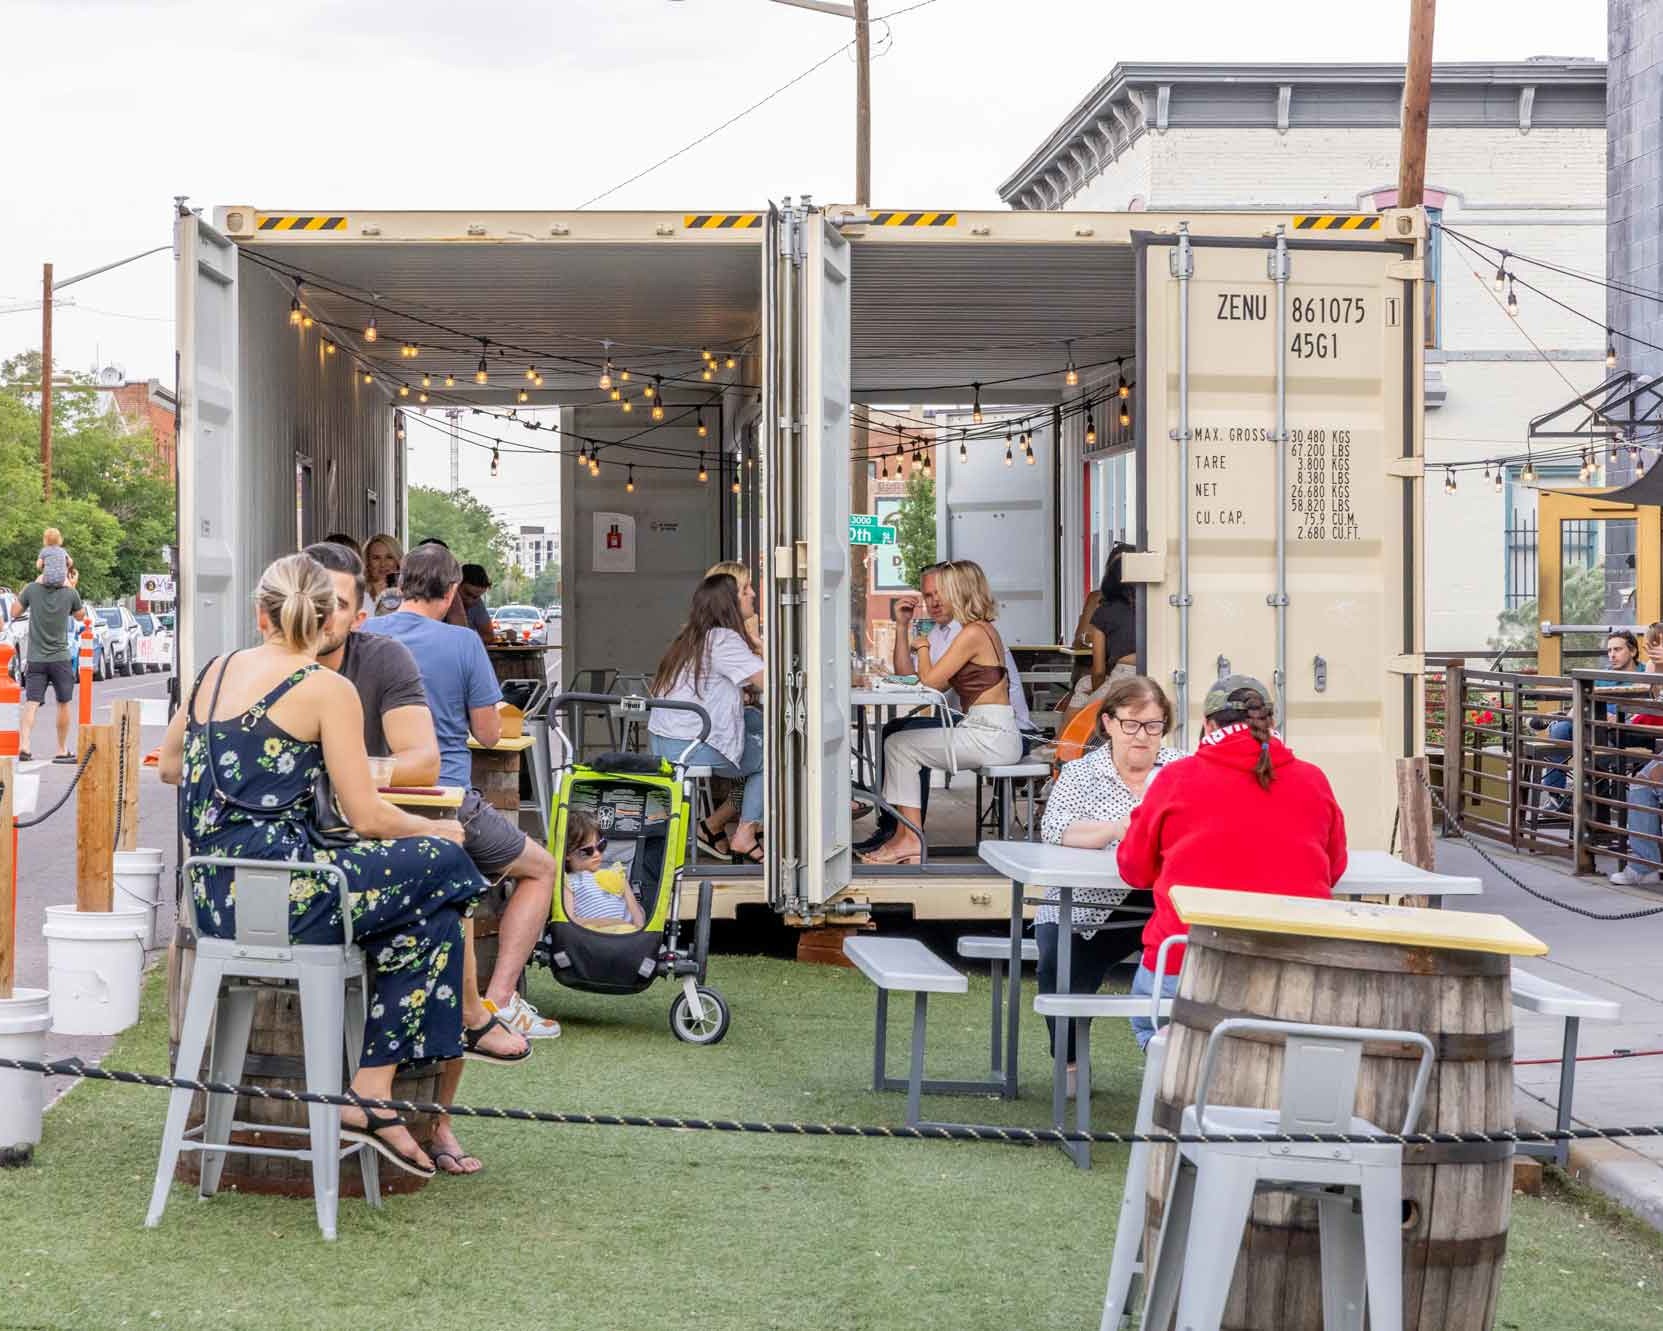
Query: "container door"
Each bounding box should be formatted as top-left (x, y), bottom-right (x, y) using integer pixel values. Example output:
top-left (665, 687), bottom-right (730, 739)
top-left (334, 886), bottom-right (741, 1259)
top-left (938, 412), bottom-right (1055, 643)
top-left (761, 205), bottom-right (854, 912)
top-left (173, 210), bottom-right (241, 686)
top-left (1136, 220), bottom-right (1425, 853)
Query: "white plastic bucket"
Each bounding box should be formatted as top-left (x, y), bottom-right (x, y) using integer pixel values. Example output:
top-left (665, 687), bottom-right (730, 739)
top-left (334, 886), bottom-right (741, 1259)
top-left (42, 905), bottom-right (149, 1036)
top-left (0, 988), bottom-right (52, 1156)
top-left (112, 849), bottom-right (167, 950)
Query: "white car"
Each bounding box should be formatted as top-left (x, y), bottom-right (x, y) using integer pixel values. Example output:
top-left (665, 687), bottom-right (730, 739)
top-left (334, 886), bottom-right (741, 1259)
top-left (134, 612), bottom-right (174, 674)
top-left (92, 606), bottom-right (143, 677)
top-left (489, 604), bottom-right (547, 645)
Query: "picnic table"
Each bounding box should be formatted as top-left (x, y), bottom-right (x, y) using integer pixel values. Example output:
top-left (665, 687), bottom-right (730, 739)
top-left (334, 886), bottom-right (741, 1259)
top-left (381, 785), bottom-right (465, 817)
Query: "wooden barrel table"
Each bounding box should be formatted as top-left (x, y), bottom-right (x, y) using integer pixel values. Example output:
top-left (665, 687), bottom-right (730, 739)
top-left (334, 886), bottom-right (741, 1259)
top-left (1145, 890), bottom-right (1546, 1331)
top-left (486, 644), bottom-right (551, 685)
top-left (164, 928), bottom-right (438, 1198)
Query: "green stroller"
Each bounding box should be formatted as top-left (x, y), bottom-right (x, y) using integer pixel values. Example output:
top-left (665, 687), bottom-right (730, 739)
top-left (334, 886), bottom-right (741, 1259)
top-left (536, 691), bottom-right (729, 1045)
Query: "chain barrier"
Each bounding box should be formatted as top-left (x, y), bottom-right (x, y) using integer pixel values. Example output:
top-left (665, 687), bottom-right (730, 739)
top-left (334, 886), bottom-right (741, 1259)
top-left (6, 1055), bottom-right (1662, 1150)
top-left (114, 709), bottom-right (130, 847)
top-left (13, 743), bottom-right (96, 830)
top-left (1421, 768), bottom-right (1663, 922)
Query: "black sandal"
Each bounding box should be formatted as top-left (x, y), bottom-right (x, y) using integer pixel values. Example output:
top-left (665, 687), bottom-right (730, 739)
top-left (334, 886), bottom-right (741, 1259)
top-left (462, 1013), bottom-right (532, 1066)
top-left (696, 817), bottom-right (732, 859)
top-left (730, 842), bottom-right (764, 865)
top-left (340, 1108), bottom-right (436, 1179)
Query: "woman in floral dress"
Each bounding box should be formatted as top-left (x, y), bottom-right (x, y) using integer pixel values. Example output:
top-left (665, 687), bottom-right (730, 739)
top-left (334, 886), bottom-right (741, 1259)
top-left (160, 553), bottom-right (486, 1178)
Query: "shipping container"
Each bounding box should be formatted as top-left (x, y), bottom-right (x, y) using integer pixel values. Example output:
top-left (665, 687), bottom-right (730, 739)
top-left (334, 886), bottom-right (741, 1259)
top-left (174, 201), bottom-right (1425, 923)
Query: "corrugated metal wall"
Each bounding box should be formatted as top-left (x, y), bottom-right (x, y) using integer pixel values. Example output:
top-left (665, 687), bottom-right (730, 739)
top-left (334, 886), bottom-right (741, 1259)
top-left (237, 254), bottom-right (394, 623)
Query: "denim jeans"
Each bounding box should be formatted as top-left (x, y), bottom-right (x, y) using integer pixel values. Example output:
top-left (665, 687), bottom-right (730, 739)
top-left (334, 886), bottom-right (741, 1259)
top-left (1129, 962), bottom-right (1180, 1052)
top-left (651, 706), bottom-right (764, 824)
top-left (1540, 719), bottom-right (1574, 793)
top-left (1628, 760), bottom-right (1663, 870)
top-left (1035, 922), bottom-right (1137, 1064)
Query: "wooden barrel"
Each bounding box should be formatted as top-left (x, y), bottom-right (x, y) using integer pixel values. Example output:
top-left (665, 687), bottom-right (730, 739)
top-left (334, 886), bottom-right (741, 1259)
top-left (164, 928), bottom-right (438, 1197)
top-left (1144, 924), bottom-right (1514, 1331)
top-left (470, 747), bottom-right (522, 815)
top-left (486, 646), bottom-right (549, 684)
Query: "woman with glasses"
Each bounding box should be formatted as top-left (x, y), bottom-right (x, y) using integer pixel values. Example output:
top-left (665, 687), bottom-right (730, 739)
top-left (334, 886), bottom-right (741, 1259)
top-left (1036, 675), bottom-right (1183, 1088)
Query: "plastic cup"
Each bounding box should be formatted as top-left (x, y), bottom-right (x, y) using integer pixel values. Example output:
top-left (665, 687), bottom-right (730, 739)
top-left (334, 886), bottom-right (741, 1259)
top-left (367, 756), bottom-right (397, 787)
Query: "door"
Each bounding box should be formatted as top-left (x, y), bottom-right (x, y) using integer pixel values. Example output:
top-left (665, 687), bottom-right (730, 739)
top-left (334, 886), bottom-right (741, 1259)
top-left (761, 204), bottom-right (854, 911)
top-left (1535, 489), bottom-right (1661, 675)
top-left (174, 210), bottom-right (241, 685)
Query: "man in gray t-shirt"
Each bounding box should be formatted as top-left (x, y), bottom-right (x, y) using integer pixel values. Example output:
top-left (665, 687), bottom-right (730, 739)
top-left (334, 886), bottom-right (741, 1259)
top-left (13, 576), bottom-right (85, 762)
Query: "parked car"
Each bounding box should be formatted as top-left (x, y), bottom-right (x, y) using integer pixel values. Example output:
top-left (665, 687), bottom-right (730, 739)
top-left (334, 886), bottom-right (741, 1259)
top-left (92, 606), bottom-right (143, 677)
top-left (546, 604), bottom-right (562, 619)
top-left (0, 589), bottom-right (111, 681)
top-left (489, 603), bottom-right (546, 645)
top-left (134, 612), bottom-right (173, 674)
top-left (0, 586), bottom-right (25, 680)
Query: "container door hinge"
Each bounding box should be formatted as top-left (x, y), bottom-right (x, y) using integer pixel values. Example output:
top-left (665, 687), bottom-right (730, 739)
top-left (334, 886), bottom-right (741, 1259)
top-left (1266, 593), bottom-right (1290, 608)
top-left (1312, 656), bottom-right (1328, 693)
top-left (1386, 457), bottom-right (1424, 478)
top-left (1169, 593), bottom-right (1193, 608)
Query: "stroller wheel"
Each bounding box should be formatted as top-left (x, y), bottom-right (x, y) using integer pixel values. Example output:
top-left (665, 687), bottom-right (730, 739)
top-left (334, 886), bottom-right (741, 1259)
top-left (670, 984), bottom-right (731, 1046)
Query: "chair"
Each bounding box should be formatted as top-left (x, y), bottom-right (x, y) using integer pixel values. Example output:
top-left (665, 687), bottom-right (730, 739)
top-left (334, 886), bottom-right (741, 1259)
top-left (145, 856), bottom-right (380, 1241)
top-left (977, 761), bottom-right (1052, 839)
top-left (1099, 933), bottom-right (1186, 1329)
top-left (1141, 1018), bottom-right (1435, 1331)
top-left (568, 668), bottom-right (620, 754)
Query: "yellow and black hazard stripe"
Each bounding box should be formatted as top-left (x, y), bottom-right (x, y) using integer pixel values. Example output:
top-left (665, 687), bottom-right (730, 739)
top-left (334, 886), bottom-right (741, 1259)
top-left (257, 215), bottom-right (348, 232)
top-left (683, 213), bottom-right (763, 229)
top-left (868, 211), bottom-right (957, 227)
top-left (1292, 214), bottom-right (1381, 232)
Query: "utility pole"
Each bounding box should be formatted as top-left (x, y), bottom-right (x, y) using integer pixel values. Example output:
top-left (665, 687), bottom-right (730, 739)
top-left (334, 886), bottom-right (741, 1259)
top-left (40, 263), bottom-right (53, 500)
top-left (1397, 0), bottom-right (1436, 207)
top-left (853, 0), bottom-right (870, 207)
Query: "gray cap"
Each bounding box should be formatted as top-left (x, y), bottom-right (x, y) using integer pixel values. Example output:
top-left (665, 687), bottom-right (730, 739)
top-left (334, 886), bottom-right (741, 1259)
top-left (1202, 673), bottom-right (1271, 718)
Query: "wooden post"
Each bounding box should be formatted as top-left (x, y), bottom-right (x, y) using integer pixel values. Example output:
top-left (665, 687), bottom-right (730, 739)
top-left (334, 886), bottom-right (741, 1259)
top-left (0, 757), bottom-right (15, 998)
top-left (1395, 756), bottom-right (1435, 870)
top-left (112, 699), bottom-right (143, 852)
top-left (1396, 0), bottom-right (1436, 208)
top-left (75, 723), bottom-right (116, 913)
top-left (853, 0), bottom-right (871, 207)
top-left (1442, 663), bottom-right (1464, 835)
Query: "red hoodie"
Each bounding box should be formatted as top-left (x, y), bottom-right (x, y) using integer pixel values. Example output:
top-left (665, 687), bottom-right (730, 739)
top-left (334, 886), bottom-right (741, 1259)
top-left (1116, 724), bottom-right (1348, 973)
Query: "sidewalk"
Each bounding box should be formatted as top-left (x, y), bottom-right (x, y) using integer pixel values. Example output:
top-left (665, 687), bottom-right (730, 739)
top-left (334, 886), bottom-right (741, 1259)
top-left (1437, 838), bottom-right (1663, 1232)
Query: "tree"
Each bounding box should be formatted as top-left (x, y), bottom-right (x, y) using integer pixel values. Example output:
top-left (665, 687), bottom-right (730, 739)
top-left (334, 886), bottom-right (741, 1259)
top-left (1490, 563), bottom-right (1612, 651)
top-left (526, 563), bottom-right (562, 608)
top-left (406, 485), bottom-right (516, 584)
top-left (892, 471), bottom-right (937, 590)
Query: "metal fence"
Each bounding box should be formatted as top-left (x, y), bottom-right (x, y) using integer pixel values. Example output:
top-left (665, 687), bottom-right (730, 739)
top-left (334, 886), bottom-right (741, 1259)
top-left (1434, 663), bottom-right (1663, 876)
top-left (1502, 511), bottom-right (1599, 610)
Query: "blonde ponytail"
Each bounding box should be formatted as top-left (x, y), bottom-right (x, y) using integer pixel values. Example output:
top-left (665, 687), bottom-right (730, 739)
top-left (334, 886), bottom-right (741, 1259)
top-left (256, 553), bottom-right (334, 653)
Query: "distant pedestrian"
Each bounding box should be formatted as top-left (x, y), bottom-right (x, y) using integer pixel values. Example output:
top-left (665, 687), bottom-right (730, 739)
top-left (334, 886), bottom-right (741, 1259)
top-left (459, 564), bottom-right (495, 643)
top-left (36, 527), bottom-right (75, 589)
top-left (12, 569), bottom-right (85, 763)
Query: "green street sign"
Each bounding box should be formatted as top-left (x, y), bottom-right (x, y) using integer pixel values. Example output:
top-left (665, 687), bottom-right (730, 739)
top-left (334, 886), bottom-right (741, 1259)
top-left (849, 521), bottom-right (897, 545)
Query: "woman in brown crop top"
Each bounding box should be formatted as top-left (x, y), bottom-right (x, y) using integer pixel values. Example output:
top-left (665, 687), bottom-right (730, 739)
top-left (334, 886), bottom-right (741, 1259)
top-left (860, 560), bottom-right (1024, 865)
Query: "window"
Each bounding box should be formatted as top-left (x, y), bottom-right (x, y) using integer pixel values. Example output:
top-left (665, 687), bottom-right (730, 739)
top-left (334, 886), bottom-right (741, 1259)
top-left (1502, 464), bottom-right (1579, 609)
top-left (1085, 453), bottom-right (1134, 592)
top-left (295, 453), bottom-right (315, 548)
top-left (1425, 206), bottom-right (1442, 349)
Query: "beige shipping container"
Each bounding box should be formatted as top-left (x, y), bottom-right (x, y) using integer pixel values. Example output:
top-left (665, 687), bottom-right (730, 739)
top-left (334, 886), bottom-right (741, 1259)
top-left (1130, 215), bottom-right (1426, 855)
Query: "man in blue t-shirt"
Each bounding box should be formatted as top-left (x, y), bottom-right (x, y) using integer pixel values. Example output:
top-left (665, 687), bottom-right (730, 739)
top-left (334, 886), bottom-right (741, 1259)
top-left (362, 543), bottom-right (560, 1044)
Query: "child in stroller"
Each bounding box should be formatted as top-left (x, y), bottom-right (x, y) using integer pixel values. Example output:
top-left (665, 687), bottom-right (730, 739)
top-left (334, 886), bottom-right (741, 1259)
top-left (562, 809), bottom-right (646, 931)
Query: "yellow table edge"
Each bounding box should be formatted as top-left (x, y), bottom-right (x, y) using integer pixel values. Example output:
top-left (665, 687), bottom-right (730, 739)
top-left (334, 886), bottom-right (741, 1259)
top-left (468, 735), bottom-right (536, 752)
top-left (382, 785), bottom-right (466, 810)
top-left (1169, 885), bottom-right (1548, 957)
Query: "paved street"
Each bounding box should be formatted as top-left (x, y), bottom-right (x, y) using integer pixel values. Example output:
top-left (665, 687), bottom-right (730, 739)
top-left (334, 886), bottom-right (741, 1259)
top-left (13, 672), bottom-right (179, 1102)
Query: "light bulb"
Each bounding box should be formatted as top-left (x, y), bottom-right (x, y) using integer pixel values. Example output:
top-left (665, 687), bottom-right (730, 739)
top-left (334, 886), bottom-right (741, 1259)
top-left (475, 345), bottom-right (489, 384)
top-left (1063, 341), bottom-right (1078, 388)
top-left (518, 387), bottom-right (529, 404)
top-left (701, 367), bottom-right (714, 382)
top-left (1025, 447), bottom-right (1036, 466)
top-left (365, 315), bottom-right (378, 342)
top-left (626, 466), bottom-right (635, 493)
top-left (645, 377), bottom-right (658, 399)
top-left (696, 411), bottom-right (708, 439)
top-left (651, 402), bottom-right (665, 422)
top-left (971, 382), bottom-right (983, 425)
top-left (289, 298), bottom-right (302, 327)
top-left (404, 342), bottom-right (419, 359)
top-left (731, 476), bottom-right (741, 494)
top-left (1493, 262), bottom-right (1507, 293)
top-left (879, 457), bottom-right (889, 480)
top-left (1493, 468), bottom-right (1503, 493)
top-left (526, 364), bottom-right (537, 381)
top-left (1085, 413), bottom-right (1097, 447)
top-left (324, 340), bottom-right (336, 356)
top-left (1443, 468), bottom-right (1456, 495)
top-left (591, 463), bottom-right (601, 478)
top-left (1607, 333), bottom-right (1618, 369)
top-left (421, 371), bottom-right (432, 388)
top-left (698, 454), bottom-right (708, 483)
top-left (533, 372), bottom-right (544, 387)
top-left (725, 353), bottom-right (736, 369)
top-left (610, 387), bottom-right (622, 402)
top-left (1004, 444), bottom-right (1013, 467)
top-left (959, 440), bottom-right (968, 463)
top-left (444, 372), bottom-right (456, 388)
top-left (490, 446), bottom-right (500, 478)
top-left (302, 314), bottom-right (313, 330)
top-left (1522, 459), bottom-right (1537, 483)
top-left (619, 368), bottom-right (631, 383)
top-left (621, 398), bottom-right (633, 413)
top-left (361, 369), bottom-right (374, 385)
top-left (1118, 379), bottom-right (1130, 401)
top-left (1505, 278), bottom-right (1519, 317)
top-left (599, 361), bottom-right (613, 391)
top-left (700, 347), bottom-right (711, 362)
top-left (418, 390), bottom-right (428, 404)
top-left (1119, 405), bottom-right (1131, 429)
top-left (398, 383), bottom-right (409, 398)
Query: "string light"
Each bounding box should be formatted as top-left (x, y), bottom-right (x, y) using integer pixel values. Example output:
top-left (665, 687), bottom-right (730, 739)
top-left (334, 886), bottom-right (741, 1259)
top-left (418, 390), bottom-right (429, 404)
top-left (324, 340), bottom-right (336, 356)
top-left (1117, 368), bottom-right (1130, 400)
top-left (599, 360), bottom-right (613, 391)
top-left (525, 364), bottom-right (537, 381)
top-left (701, 365), bottom-right (714, 382)
top-left (696, 409), bottom-right (708, 439)
top-left (1493, 467), bottom-right (1503, 493)
top-left (959, 438), bottom-right (968, 463)
top-left (971, 382), bottom-right (983, 424)
top-left (621, 397), bottom-right (634, 413)
top-left (533, 370), bottom-right (544, 387)
top-left (698, 453), bottom-right (709, 483)
top-left (725, 353), bottom-right (737, 369)
top-left (490, 443), bottom-right (500, 477)
top-left (1118, 402), bottom-right (1131, 429)
top-left (401, 342), bottom-right (419, 359)
top-left (1063, 340), bottom-right (1078, 388)
top-left (444, 371), bottom-right (456, 388)
top-left (1505, 276), bottom-right (1519, 318)
top-left (626, 466), bottom-right (636, 494)
top-left (644, 376), bottom-right (658, 400)
top-left (421, 371), bottom-right (432, 388)
top-left (475, 341), bottom-right (490, 384)
top-left (1004, 440), bottom-right (1013, 467)
top-left (1521, 455), bottom-right (1537, 483)
top-left (364, 312), bottom-right (378, 342)
top-left (731, 456), bottom-right (741, 493)
top-left (1493, 254), bottom-right (1508, 293)
top-left (398, 383), bottom-right (409, 398)
top-left (922, 450), bottom-right (933, 477)
top-left (577, 441), bottom-right (589, 466)
top-left (619, 368), bottom-right (631, 384)
top-left (302, 313), bottom-right (313, 330)
top-left (361, 368), bottom-right (374, 386)
top-left (610, 386), bottom-right (622, 402)
top-left (1085, 409), bottom-right (1097, 447)
top-left (1443, 467), bottom-right (1456, 495)
top-left (288, 297), bottom-right (302, 327)
top-left (1607, 330), bottom-right (1619, 369)
top-left (650, 377), bottom-right (664, 420)
top-left (517, 386), bottom-right (530, 404)
top-left (1025, 435), bottom-right (1036, 466)
top-left (700, 346), bottom-right (711, 362)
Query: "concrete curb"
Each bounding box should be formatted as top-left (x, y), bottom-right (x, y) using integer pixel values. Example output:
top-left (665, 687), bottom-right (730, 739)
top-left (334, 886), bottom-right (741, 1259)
top-left (1516, 1094), bottom-right (1663, 1235)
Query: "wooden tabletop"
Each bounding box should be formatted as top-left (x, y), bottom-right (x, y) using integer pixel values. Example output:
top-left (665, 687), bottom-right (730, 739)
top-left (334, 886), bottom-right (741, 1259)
top-left (486, 644), bottom-right (550, 654)
top-left (467, 735), bottom-right (536, 753)
top-left (1169, 886), bottom-right (1547, 956)
top-left (381, 786), bottom-right (465, 810)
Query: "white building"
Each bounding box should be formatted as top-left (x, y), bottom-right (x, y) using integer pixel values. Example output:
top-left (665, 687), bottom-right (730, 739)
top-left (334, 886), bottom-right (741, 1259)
top-left (1000, 60), bottom-right (1607, 649)
top-left (517, 524), bottom-right (558, 578)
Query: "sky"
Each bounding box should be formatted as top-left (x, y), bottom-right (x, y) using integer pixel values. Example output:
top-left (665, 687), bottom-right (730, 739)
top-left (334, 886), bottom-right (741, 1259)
top-left (0, 0), bottom-right (1605, 530)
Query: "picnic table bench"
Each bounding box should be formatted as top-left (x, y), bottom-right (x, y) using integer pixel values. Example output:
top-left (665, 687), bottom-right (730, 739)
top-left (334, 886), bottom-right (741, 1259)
top-left (1511, 966), bottom-right (1623, 1166)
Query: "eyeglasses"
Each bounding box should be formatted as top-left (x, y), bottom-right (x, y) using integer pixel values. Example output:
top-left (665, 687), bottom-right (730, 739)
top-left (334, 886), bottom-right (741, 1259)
top-left (572, 838), bottom-right (608, 856)
top-left (1112, 718), bottom-right (1167, 737)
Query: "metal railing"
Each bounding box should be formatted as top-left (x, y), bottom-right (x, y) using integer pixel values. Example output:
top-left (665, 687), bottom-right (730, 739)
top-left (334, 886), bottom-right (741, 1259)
top-left (1436, 663), bottom-right (1663, 875)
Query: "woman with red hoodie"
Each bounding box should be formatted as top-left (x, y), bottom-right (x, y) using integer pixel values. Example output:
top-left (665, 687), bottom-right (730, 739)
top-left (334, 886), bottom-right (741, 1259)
top-left (1116, 674), bottom-right (1348, 1049)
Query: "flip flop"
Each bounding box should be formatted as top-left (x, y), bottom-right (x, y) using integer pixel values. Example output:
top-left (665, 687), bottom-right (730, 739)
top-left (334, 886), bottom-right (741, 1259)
top-left (431, 1148), bottom-right (483, 1176)
top-left (340, 1108), bottom-right (436, 1179)
top-left (462, 1012), bottom-right (532, 1065)
top-left (16, 750), bottom-right (29, 762)
top-left (53, 752), bottom-right (78, 765)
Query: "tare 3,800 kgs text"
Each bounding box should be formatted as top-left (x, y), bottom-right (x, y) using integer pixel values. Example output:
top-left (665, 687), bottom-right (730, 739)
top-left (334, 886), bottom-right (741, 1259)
top-left (1189, 427), bottom-right (1361, 542)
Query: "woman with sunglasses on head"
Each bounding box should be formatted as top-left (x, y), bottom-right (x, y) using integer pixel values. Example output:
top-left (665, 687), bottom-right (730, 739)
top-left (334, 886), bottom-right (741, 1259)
top-left (1036, 675), bottom-right (1184, 1089)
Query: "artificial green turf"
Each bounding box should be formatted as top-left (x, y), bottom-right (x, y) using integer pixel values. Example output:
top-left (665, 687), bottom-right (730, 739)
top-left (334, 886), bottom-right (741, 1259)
top-left (2, 956), bottom-right (1659, 1330)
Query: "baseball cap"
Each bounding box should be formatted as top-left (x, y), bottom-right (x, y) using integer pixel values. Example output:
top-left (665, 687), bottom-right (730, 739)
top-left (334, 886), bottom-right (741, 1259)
top-left (460, 563), bottom-right (491, 588)
top-left (1202, 673), bottom-right (1271, 718)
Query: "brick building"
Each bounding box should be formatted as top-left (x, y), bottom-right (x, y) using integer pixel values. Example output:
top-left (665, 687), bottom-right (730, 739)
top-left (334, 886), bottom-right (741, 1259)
top-left (1000, 59), bottom-right (1607, 649)
top-left (99, 377), bottom-right (178, 480)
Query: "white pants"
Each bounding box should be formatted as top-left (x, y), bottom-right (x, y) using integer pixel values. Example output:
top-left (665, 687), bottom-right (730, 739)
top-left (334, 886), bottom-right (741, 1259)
top-left (881, 704), bottom-right (1022, 808)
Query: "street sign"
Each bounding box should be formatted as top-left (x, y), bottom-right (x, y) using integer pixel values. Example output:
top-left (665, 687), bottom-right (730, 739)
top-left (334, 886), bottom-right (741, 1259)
top-left (848, 522), bottom-right (896, 546)
top-left (140, 573), bottom-right (175, 602)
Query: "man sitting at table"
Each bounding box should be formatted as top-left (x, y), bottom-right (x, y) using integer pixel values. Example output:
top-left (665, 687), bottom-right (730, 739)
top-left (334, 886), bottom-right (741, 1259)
top-left (1116, 675), bottom-right (1347, 1050)
top-left (855, 563), bottom-right (1036, 854)
top-left (362, 543), bottom-right (562, 1044)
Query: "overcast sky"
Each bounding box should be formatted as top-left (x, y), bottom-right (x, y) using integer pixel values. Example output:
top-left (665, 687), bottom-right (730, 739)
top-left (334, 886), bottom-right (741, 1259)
top-left (0, 0), bottom-right (1604, 527)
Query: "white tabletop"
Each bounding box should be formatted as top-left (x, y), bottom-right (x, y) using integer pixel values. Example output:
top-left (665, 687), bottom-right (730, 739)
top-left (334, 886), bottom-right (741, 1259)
top-left (976, 842), bottom-right (1482, 897)
top-left (1333, 849), bottom-right (1483, 897)
top-left (851, 686), bottom-right (951, 710)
